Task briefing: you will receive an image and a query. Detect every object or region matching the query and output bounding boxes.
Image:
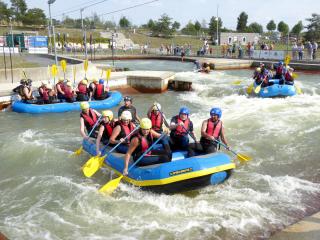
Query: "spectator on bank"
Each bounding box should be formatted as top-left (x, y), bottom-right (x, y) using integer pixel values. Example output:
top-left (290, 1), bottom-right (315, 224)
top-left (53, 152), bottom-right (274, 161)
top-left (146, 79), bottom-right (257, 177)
top-left (298, 43), bottom-right (304, 60)
top-left (292, 43), bottom-right (298, 60)
top-left (249, 44), bottom-right (254, 59)
top-left (312, 41), bottom-right (318, 60)
top-left (306, 41), bottom-right (313, 60)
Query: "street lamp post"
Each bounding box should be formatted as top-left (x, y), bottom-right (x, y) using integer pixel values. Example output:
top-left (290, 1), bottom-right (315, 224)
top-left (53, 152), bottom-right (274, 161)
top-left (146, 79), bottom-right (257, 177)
top-left (80, 8), bottom-right (88, 59)
top-left (111, 32), bottom-right (114, 66)
top-left (216, 5), bottom-right (219, 57)
top-left (8, 17), bottom-right (14, 83)
top-left (48, 0), bottom-right (58, 65)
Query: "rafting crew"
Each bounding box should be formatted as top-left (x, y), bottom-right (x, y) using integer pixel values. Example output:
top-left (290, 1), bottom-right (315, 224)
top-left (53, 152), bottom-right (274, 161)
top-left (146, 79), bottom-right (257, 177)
top-left (109, 110), bottom-right (137, 153)
top-left (123, 118), bottom-right (172, 175)
top-left (188, 108), bottom-right (230, 157)
top-left (13, 79), bottom-right (34, 102)
top-left (118, 96), bottom-right (140, 124)
top-left (38, 83), bottom-right (57, 104)
top-left (95, 110), bottom-right (117, 156)
top-left (80, 102), bottom-right (101, 140)
top-left (169, 107), bottom-right (196, 151)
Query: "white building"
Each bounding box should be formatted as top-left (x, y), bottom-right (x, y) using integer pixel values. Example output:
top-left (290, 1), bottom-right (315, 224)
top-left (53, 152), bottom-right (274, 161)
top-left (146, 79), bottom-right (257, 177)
top-left (220, 32), bottom-right (260, 45)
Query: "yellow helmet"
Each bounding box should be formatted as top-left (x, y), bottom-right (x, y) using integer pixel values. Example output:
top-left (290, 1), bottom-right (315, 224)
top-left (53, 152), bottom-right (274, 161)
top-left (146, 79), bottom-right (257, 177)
top-left (66, 81), bottom-right (72, 87)
top-left (120, 110), bottom-right (132, 121)
top-left (140, 118), bottom-right (152, 130)
top-left (80, 101), bottom-right (89, 110)
top-left (58, 77), bottom-right (64, 82)
top-left (102, 110), bottom-right (113, 120)
top-left (256, 67), bottom-right (261, 73)
top-left (81, 79), bottom-right (88, 85)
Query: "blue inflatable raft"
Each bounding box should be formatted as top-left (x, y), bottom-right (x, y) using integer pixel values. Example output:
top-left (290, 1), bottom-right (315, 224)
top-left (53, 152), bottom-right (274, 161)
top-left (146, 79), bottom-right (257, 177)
top-left (82, 139), bottom-right (235, 194)
top-left (254, 79), bottom-right (296, 98)
top-left (12, 91), bottom-right (122, 114)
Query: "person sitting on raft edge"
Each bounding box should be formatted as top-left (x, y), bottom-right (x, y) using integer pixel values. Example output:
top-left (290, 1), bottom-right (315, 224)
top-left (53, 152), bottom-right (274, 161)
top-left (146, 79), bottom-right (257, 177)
top-left (188, 107), bottom-right (230, 157)
top-left (80, 101), bottom-right (101, 140)
top-left (118, 96), bottom-right (140, 125)
top-left (123, 118), bottom-right (172, 176)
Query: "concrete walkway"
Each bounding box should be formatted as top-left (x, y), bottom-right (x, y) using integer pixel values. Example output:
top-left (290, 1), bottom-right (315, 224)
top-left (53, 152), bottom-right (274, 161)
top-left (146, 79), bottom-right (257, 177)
top-left (271, 212), bottom-right (320, 240)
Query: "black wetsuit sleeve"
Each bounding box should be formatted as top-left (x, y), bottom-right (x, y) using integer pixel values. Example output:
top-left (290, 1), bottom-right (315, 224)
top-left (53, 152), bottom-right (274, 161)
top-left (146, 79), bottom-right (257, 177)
top-left (12, 86), bottom-right (20, 93)
top-left (189, 121), bottom-right (194, 132)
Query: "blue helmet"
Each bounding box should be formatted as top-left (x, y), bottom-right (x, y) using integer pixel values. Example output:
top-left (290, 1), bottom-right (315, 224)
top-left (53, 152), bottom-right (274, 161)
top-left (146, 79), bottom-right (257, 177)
top-left (99, 79), bottom-right (104, 84)
top-left (179, 107), bottom-right (190, 115)
top-left (210, 107), bottom-right (222, 118)
top-left (279, 61), bottom-right (284, 65)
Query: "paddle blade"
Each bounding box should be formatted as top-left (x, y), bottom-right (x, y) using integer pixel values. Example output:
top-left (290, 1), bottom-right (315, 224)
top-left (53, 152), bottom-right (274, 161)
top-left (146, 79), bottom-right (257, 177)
top-left (295, 85), bottom-right (303, 94)
top-left (284, 54), bottom-right (291, 66)
top-left (60, 60), bottom-right (67, 73)
top-left (84, 59), bottom-right (88, 72)
top-left (82, 155), bottom-right (105, 177)
top-left (237, 153), bottom-right (252, 162)
top-left (72, 146), bottom-right (83, 156)
top-left (51, 64), bottom-right (58, 77)
top-left (254, 85), bottom-right (261, 94)
top-left (292, 73), bottom-right (299, 79)
top-left (247, 83), bottom-right (253, 94)
top-left (232, 80), bottom-right (242, 85)
top-left (106, 69), bottom-right (111, 80)
top-left (99, 176), bottom-right (123, 194)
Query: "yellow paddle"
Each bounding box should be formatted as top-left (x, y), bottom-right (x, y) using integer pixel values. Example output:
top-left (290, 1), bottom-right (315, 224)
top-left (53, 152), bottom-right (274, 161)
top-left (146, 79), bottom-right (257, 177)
top-left (60, 59), bottom-right (67, 80)
top-left (51, 64), bottom-right (58, 85)
top-left (215, 139), bottom-right (252, 163)
top-left (83, 126), bottom-right (140, 177)
top-left (72, 115), bottom-right (102, 157)
top-left (254, 81), bottom-right (263, 94)
top-left (246, 83), bottom-right (254, 94)
top-left (99, 133), bottom-right (166, 194)
top-left (284, 54), bottom-right (291, 66)
top-left (84, 59), bottom-right (88, 78)
top-left (232, 80), bottom-right (243, 85)
top-left (106, 68), bottom-right (111, 84)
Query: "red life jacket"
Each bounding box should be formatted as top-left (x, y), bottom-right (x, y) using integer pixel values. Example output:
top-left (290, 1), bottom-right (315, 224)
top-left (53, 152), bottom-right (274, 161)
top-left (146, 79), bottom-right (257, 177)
top-left (103, 121), bottom-right (115, 138)
top-left (136, 132), bottom-right (153, 156)
top-left (175, 116), bottom-right (190, 136)
top-left (276, 66), bottom-right (283, 75)
top-left (95, 84), bottom-right (104, 98)
top-left (64, 86), bottom-right (73, 99)
top-left (39, 86), bottom-right (49, 101)
top-left (206, 119), bottom-right (222, 139)
top-left (150, 112), bottom-right (163, 131)
top-left (117, 121), bottom-right (135, 144)
top-left (80, 109), bottom-right (98, 132)
top-left (56, 82), bottom-right (65, 93)
top-left (78, 83), bottom-right (87, 94)
top-left (285, 72), bottom-right (293, 81)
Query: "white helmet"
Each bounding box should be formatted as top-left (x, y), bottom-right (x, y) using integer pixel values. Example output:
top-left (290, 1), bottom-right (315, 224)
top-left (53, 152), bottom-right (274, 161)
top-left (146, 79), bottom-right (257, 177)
top-left (120, 110), bottom-right (132, 121)
top-left (152, 102), bottom-right (161, 111)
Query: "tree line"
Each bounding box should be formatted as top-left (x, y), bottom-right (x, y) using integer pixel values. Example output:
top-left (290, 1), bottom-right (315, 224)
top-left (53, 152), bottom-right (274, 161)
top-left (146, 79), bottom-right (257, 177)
top-left (0, 1), bottom-right (319, 42)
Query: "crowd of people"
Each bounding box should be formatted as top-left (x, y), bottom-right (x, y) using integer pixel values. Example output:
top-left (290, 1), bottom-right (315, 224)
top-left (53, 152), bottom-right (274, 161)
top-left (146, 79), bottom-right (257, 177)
top-left (252, 61), bottom-right (295, 87)
top-left (79, 96), bottom-right (230, 175)
top-left (13, 78), bottom-right (110, 104)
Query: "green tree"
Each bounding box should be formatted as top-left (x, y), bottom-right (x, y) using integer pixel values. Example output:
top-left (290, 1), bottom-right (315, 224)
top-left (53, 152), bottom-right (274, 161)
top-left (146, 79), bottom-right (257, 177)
top-left (23, 8), bottom-right (46, 25)
top-left (194, 20), bottom-right (201, 32)
top-left (277, 21), bottom-right (289, 35)
top-left (266, 20), bottom-right (276, 32)
top-left (290, 21), bottom-right (303, 37)
top-left (236, 11), bottom-right (248, 32)
top-left (248, 22), bottom-right (263, 33)
top-left (304, 13), bottom-right (320, 41)
top-left (10, 0), bottom-right (27, 22)
top-left (119, 16), bottom-right (130, 28)
top-left (208, 16), bottom-right (222, 36)
top-left (147, 19), bottom-right (155, 29)
top-left (181, 21), bottom-right (196, 35)
top-left (152, 14), bottom-right (175, 38)
top-left (0, 1), bottom-right (11, 21)
top-left (172, 21), bottom-right (180, 30)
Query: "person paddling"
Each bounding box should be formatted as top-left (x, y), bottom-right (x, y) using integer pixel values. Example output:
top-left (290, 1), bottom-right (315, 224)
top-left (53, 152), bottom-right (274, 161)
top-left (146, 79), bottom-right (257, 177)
top-left (88, 78), bottom-right (98, 101)
top-left (123, 118), bottom-right (172, 175)
top-left (56, 77), bottom-right (66, 102)
top-left (76, 79), bottom-right (89, 101)
top-left (80, 102), bottom-right (101, 140)
top-left (95, 110), bottom-right (117, 156)
top-left (13, 79), bottom-right (33, 102)
top-left (188, 108), bottom-right (230, 157)
top-left (93, 79), bottom-right (109, 100)
top-left (64, 81), bottom-right (75, 103)
top-left (109, 110), bottom-right (136, 153)
top-left (170, 107), bottom-right (196, 151)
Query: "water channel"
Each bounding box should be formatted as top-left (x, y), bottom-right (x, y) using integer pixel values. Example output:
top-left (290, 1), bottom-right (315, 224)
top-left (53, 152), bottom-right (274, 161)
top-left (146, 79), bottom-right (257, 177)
top-left (0, 60), bottom-right (319, 239)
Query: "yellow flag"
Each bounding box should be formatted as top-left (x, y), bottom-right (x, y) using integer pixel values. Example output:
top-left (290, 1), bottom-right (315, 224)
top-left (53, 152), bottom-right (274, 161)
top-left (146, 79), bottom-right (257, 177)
top-left (60, 60), bottom-right (67, 73)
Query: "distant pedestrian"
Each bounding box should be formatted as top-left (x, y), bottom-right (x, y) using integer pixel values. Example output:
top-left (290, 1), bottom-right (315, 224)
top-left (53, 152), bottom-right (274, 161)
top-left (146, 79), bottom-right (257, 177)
top-left (312, 41), bottom-right (318, 60)
top-left (298, 43), bottom-right (304, 60)
top-left (292, 43), bottom-right (298, 60)
top-left (306, 41), bottom-right (313, 60)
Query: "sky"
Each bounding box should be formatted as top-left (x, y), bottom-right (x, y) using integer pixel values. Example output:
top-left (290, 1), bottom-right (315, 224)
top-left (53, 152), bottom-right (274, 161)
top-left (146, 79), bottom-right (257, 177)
top-left (3, 0), bottom-right (319, 30)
